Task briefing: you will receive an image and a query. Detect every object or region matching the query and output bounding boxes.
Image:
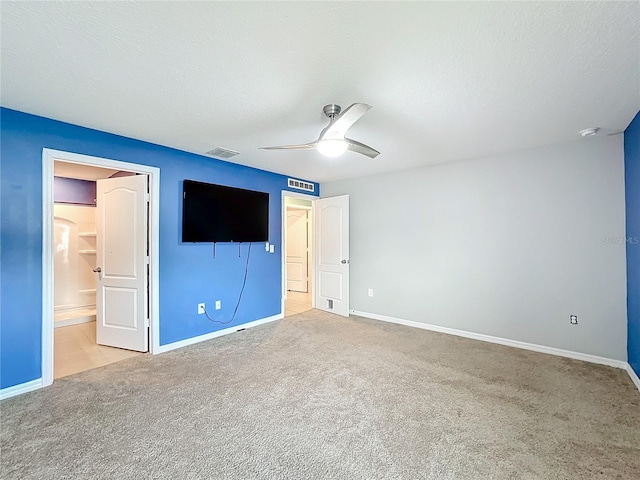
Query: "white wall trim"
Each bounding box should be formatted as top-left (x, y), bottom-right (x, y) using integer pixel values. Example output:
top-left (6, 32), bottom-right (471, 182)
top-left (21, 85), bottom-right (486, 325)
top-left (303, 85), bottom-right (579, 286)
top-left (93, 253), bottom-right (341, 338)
top-left (626, 364), bottom-right (640, 392)
top-left (2, 313), bottom-right (282, 398)
top-left (0, 379), bottom-right (43, 401)
top-left (154, 313), bottom-right (283, 354)
top-left (6, 310), bottom-right (635, 398)
top-left (54, 316), bottom-right (94, 328)
top-left (42, 149), bottom-right (161, 386)
top-left (351, 309), bottom-right (629, 370)
top-left (42, 153), bottom-right (55, 388)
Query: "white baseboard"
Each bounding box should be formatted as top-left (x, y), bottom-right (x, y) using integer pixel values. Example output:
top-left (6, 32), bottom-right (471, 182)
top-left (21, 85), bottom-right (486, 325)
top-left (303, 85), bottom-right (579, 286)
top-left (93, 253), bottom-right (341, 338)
top-left (154, 313), bottom-right (284, 354)
top-left (0, 379), bottom-right (43, 401)
top-left (55, 316), bottom-right (95, 328)
top-left (350, 310), bottom-right (629, 370)
top-left (2, 313), bottom-right (283, 399)
top-left (6, 312), bottom-right (635, 400)
top-left (626, 364), bottom-right (640, 392)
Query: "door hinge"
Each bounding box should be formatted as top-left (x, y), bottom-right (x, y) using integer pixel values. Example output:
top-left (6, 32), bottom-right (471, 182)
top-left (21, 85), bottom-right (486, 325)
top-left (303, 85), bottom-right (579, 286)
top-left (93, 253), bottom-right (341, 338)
top-left (146, 256), bottom-right (150, 265)
top-left (145, 192), bottom-right (150, 202)
top-left (144, 317), bottom-right (150, 328)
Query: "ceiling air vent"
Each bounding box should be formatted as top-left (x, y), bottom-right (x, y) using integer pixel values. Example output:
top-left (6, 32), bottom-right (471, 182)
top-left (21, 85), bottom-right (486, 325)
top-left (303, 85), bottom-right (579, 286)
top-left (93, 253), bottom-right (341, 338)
top-left (205, 147), bottom-right (240, 159)
top-left (288, 178), bottom-right (315, 193)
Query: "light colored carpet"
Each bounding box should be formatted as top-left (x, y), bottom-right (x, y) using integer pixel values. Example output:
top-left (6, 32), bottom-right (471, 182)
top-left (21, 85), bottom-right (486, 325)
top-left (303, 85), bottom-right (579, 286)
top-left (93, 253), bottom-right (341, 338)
top-left (2, 309), bottom-right (639, 479)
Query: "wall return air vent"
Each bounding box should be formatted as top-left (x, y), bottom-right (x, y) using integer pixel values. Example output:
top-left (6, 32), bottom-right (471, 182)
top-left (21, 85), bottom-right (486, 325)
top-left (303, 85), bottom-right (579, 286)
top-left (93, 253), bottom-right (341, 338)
top-left (288, 178), bottom-right (315, 193)
top-left (205, 147), bottom-right (240, 159)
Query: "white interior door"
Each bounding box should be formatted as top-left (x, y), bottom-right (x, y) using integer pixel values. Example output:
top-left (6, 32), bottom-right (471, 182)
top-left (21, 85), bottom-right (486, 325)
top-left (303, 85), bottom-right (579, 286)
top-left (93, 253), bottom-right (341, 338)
top-left (314, 195), bottom-right (349, 317)
top-left (96, 175), bottom-right (148, 352)
top-left (286, 208), bottom-right (309, 292)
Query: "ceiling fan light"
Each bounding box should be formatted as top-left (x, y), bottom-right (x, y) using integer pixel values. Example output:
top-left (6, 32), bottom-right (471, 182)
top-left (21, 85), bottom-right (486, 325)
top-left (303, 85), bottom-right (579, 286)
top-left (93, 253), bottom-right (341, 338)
top-left (317, 139), bottom-right (347, 157)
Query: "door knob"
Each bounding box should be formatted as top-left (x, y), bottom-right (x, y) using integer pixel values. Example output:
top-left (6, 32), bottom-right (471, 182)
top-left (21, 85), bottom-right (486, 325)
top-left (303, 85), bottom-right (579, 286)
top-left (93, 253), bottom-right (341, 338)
top-left (93, 267), bottom-right (102, 273)
top-left (341, 260), bottom-right (349, 264)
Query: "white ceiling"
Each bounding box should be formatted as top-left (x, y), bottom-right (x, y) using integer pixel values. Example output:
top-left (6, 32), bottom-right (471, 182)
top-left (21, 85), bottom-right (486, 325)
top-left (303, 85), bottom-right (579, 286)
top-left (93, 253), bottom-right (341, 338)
top-left (2, 2), bottom-right (639, 183)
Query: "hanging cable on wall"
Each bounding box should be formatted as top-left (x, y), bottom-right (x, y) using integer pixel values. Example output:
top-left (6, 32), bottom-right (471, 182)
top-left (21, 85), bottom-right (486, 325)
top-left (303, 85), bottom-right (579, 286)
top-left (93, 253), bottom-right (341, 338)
top-left (203, 242), bottom-right (252, 325)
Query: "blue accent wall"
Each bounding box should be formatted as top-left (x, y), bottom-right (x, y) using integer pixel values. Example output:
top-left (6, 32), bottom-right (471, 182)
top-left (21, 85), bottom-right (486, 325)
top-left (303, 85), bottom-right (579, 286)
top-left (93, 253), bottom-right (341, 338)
top-left (625, 111), bottom-right (640, 377)
top-left (0, 107), bottom-right (318, 390)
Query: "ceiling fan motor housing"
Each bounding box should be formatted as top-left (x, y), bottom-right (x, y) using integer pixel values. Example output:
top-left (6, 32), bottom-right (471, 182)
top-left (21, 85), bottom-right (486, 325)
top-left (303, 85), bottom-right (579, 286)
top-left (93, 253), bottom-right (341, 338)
top-left (323, 104), bottom-right (342, 118)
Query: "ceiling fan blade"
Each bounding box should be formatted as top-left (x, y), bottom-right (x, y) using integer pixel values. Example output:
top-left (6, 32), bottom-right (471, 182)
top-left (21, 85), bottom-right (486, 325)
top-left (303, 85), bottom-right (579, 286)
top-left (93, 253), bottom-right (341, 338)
top-left (345, 137), bottom-right (380, 158)
top-left (259, 143), bottom-right (317, 151)
top-left (321, 103), bottom-right (372, 140)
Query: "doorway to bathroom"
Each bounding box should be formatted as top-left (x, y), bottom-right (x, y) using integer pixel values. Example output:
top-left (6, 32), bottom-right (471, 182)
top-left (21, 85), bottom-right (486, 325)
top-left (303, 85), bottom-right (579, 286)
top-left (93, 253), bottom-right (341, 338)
top-left (42, 149), bottom-right (160, 387)
top-left (52, 161), bottom-right (143, 377)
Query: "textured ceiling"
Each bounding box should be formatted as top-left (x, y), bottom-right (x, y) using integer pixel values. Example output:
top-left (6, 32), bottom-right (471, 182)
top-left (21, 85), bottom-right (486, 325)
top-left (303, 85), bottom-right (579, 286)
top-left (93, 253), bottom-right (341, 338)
top-left (1, 2), bottom-right (639, 183)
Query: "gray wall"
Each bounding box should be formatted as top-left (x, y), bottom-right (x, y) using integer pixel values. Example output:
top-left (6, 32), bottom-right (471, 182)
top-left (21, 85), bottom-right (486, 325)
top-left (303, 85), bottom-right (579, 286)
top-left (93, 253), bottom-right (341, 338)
top-left (322, 135), bottom-right (627, 360)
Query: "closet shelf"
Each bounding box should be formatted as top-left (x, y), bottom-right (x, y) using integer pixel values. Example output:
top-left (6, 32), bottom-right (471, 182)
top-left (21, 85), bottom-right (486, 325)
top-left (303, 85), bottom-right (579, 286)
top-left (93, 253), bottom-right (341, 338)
top-left (79, 232), bottom-right (97, 237)
top-left (78, 250), bottom-right (97, 255)
top-left (79, 289), bottom-right (97, 295)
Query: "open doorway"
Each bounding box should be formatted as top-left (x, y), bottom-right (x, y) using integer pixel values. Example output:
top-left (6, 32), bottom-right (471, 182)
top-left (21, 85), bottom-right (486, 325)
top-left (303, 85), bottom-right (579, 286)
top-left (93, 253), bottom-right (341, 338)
top-left (52, 161), bottom-right (143, 378)
top-left (282, 192), bottom-right (315, 317)
top-left (281, 191), bottom-right (350, 318)
top-left (42, 149), bottom-right (160, 388)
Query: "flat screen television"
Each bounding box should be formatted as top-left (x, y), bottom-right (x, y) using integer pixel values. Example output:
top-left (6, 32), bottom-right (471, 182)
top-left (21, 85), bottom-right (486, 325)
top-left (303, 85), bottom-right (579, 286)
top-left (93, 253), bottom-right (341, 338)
top-left (182, 180), bottom-right (269, 243)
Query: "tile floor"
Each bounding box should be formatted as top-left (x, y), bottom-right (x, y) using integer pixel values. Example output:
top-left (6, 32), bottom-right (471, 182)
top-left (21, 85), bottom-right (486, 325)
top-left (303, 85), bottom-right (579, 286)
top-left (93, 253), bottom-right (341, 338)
top-left (285, 290), bottom-right (313, 317)
top-left (54, 321), bottom-right (142, 379)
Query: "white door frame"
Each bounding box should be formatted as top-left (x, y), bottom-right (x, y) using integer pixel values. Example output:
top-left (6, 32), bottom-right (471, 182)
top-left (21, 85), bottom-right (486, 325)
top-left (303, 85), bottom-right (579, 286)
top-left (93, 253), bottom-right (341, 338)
top-left (281, 191), bottom-right (317, 315)
top-left (42, 148), bottom-right (160, 388)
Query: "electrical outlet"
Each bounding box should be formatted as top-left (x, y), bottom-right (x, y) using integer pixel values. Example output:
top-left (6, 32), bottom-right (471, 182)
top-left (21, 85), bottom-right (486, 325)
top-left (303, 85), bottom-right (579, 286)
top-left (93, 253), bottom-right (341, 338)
top-left (368, 288), bottom-right (374, 297)
top-left (215, 300), bottom-right (221, 310)
top-left (570, 315), bottom-right (578, 324)
top-left (197, 303), bottom-right (205, 315)
top-left (269, 244), bottom-right (275, 253)
top-left (265, 242), bottom-right (270, 251)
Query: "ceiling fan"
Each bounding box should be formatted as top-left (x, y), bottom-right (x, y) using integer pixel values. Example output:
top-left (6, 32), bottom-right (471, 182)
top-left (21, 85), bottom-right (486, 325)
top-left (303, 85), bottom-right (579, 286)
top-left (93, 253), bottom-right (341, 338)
top-left (260, 103), bottom-right (380, 158)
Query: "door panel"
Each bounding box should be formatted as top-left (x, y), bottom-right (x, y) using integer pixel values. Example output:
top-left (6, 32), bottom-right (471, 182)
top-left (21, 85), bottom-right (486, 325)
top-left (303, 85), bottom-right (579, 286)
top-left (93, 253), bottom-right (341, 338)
top-left (104, 287), bottom-right (138, 329)
top-left (286, 208), bottom-right (308, 292)
top-left (96, 175), bottom-right (148, 352)
top-left (318, 206), bottom-right (342, 264)
top-left (319, 271), bottom-right (343, 300)
top-left (314, 195), bottom-right (349, 316)
top-left (287, 263), bottom-right (305, 284)
top-left (103, 192), bottom-right (138, 277)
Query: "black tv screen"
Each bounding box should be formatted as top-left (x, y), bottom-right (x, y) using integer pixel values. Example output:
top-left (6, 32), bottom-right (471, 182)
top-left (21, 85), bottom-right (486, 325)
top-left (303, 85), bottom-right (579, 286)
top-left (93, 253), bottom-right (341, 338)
top-left (182, 180), bottom-right (269, 243)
